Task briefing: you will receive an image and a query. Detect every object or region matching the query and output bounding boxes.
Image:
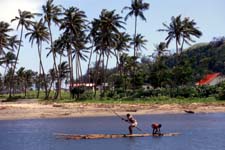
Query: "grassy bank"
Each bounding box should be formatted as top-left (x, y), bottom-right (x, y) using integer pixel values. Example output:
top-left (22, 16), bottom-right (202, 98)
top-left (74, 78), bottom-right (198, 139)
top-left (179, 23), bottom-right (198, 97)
top-left (1, 90), bottom-right (225, 105)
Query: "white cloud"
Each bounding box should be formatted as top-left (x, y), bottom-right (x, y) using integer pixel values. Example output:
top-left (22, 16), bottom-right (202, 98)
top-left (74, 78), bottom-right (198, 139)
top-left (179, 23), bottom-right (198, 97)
top-left (0, 0), bottom-right (44, 28)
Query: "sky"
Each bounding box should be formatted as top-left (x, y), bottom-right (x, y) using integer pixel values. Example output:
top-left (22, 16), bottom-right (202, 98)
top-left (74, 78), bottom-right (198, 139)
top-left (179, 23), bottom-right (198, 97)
top-left (0, 0), bottom-right (225, 75)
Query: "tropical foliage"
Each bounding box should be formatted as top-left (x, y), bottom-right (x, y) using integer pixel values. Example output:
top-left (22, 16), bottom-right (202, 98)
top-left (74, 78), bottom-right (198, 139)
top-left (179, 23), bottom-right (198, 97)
top-left (1, 0), bottom-right (225, 101)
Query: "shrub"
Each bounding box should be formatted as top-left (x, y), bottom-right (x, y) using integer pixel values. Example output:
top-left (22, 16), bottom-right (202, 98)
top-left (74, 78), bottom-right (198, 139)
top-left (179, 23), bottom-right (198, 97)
top-left (70, 87), bottom-right (85, 99)
top-left (216, 83), bottom-right (225, 100)
top-left (197, 86), bottom-right (217, 98)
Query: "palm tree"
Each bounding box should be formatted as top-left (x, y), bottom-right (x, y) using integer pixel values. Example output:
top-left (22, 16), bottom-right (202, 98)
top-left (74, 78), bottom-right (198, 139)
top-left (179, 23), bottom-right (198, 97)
top-left (60, 7), bottom-right (87, 95)
top-left (114, 32), bottom-right (131, 70)
top-left (72, 34), bottom-right (89, 85)
top-left (11, 10), bottom-right (35, 73)
top-left (42, 0), bottom-right (62, 98)
top-left (180, 17), bottom-right (202, 52)
top-left (11, 10), bottom-right (36, 98)
top-left (92, 9), bottom-right (125, 96)
top-left (131, 34), bottom-right (147, 58)
top-left (154, 42), bottom-right (168, 60)
top-left (130, 33), bottom-right (147, 88)
top-left (0, 52), bottom-right (16, 76)
top-left (158, 15), bottom-right (183, 54)
top-left (122, 0), bottom-right (149, 58)
top-left (158, 15), bottom-right (202, 55)
top-left (0, 52), bottom-right (16, 95)
top-left (16, 67), bottom-right (26, 94)
top-left (25, 19), bottom-right (50, 98)
top-left (47, 35), bottom-right (66, 99)
top-left (57, 61), bottom-right (70, 98)
top-left (24, 69), bottom-right (35, 97)
top-left (0, 21), bottom-right (13, 56)
top-left (7, 35), bottom-right (20, 52)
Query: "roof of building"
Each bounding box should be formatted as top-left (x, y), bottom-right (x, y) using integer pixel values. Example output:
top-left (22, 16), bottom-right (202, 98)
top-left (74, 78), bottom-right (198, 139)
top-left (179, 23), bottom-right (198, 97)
top-left (69, 83), bottom-right (95, 87)
top-left (196, 73), bottom-right (221, 86)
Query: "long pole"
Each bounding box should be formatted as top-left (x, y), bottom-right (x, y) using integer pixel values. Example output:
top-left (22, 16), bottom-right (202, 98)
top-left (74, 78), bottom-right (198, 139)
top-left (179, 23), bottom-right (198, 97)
top-left (109, 109), bottom-right (146, 133)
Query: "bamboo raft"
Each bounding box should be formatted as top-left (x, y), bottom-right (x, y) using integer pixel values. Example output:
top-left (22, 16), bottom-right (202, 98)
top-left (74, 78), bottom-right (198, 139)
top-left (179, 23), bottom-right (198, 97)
top-left (55, 132), bottom-right (180, 140)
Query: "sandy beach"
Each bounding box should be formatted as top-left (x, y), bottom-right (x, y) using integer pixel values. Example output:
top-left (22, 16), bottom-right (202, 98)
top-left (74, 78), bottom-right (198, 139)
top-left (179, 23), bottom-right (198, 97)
top-left (0, 99), bottom-right (225, 120)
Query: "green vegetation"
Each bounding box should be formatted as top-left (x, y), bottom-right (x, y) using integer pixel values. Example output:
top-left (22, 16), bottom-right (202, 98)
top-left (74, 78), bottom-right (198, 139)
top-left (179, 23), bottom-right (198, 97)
top-left (0, 0), bottom-right (225, 103)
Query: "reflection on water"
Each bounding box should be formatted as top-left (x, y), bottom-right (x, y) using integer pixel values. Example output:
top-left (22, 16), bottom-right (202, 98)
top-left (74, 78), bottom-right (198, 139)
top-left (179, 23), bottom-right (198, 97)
top-left (0, 113), bottom-right (225, 150)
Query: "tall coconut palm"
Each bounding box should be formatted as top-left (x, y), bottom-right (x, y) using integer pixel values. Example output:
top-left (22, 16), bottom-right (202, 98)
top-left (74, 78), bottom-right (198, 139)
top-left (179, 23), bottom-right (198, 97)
top-left (88, 19), bottom-right (101, 87)
top-left (47, 35), bottom-right (66, 99)
top-left (94, 9), bottom-right (125, 71)
top-left (92, 9), bottom-right (125, 95)
top-left (11, 10), bottom-right (36, 98)
top-left (158, 15), bottom-right (202, 55)
top-left (7, 35), bottom-right (20, 97)
top-left (55, 33), bottom-right (74, 95)
top-left (25, 19), bottom-right (50, 98)
top-left (11, 10), bottom-right (35, 72)
top-left (114, 32), bottom-right (131, 69)
top-left (72, 33), bottom-right (89, 84)
top-left (130, 34), bottom-right (147, 58)
top-left (158, 15), bottom-right (183, 54)
top-left (180, 17), bottom-right (202, 52)
top-left (130, 33), bottom-right (147, 89)
top-left (42, 0), bottom-right (62, 98)
top-left (60, 6), bottom-right (87, 94)
top-left (122, 0), bottom-right (149, 58)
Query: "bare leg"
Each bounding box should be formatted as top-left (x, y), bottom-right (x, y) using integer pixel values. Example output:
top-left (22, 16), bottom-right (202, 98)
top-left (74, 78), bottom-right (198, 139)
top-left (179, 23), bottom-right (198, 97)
top-left (152, 128), bottom-right (156, 134)
top-left (129, 126), bottom-right (133, 134)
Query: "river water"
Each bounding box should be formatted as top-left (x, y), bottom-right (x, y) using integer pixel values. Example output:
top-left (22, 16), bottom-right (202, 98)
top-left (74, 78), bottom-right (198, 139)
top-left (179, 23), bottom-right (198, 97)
top-left (0, 113), bottom-right (225, 150)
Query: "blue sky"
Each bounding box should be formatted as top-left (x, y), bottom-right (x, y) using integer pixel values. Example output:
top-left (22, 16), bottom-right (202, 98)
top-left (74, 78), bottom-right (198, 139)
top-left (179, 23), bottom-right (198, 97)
top-left (0, 0), bottom-right (225, 75)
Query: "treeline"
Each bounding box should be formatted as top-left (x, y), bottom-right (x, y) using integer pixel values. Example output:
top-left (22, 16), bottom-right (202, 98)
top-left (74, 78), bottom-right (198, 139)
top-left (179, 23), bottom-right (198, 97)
top-left (1, 0), bottom-right (223, 100)
top-left (86, 39), bottom-right (225, 100)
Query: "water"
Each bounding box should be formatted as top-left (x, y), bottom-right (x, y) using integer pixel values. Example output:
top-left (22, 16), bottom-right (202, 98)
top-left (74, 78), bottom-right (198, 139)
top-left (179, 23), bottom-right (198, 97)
top-left (0, 113), bottom-right (225, 150)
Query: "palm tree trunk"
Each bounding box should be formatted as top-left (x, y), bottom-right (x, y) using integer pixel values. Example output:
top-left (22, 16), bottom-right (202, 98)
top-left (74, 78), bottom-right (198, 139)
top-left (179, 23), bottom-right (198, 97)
top-left (176, 40), bottom-right (179, 55)
top-left (78, 58), bottom-right (83, 83)
top-left (101, 52), bottom-right (105, 97)
top-left (9, 26), bottom-right (24, 98)
top-left (94, 53), bottom-right (102, 97)
top-left (181, 37), bottom-right (185, 53)
top-left (104, 52), bottom-right (110, 93)
top-left (75, 55), bottom-right (80, 99)
top-left (87, 45), bottom-right (93, 83)
top-left (134, 16), bottom-right (137, 57)
top-left (58, 53), bottom-right (63, 99)
top-left (68, 47), bottom-right (74, 98)
top-left (47, 23), bottom-right (59, 99)
top-left (38, 43), bottom-right (48, 99)
top-left (114, 49), bottom-right (119, 71)
top-left (133, 16), bottom-right (138, 91)
top-left (36, 75), bottom-right (40, 98)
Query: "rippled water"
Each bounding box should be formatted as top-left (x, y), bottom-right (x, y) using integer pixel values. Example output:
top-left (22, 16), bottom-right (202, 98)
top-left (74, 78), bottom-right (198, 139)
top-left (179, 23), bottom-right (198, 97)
top-left (0, 113), bottom-right (225, 150)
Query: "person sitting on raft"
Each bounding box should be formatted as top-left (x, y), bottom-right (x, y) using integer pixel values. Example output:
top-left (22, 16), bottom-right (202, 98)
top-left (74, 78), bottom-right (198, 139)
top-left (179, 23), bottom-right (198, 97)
top-left (152, 123), bottom-right (162, 134)
top-left (122, 113), bottom-right (138, 134)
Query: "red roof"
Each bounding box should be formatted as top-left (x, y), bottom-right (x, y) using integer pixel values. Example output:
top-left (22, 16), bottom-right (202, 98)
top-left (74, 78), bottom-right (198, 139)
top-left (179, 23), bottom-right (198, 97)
top-left (196, 73), bottom-right (221, 86)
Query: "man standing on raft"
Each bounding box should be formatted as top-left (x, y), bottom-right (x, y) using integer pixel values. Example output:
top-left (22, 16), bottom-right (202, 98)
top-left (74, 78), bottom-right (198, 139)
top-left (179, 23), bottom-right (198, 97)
top-left (122, 113), bottom-right (138, 134)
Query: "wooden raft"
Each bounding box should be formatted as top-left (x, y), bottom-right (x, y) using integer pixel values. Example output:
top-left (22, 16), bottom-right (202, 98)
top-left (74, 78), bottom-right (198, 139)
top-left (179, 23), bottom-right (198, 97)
top-left (55, 132), bottom-right (180, 140)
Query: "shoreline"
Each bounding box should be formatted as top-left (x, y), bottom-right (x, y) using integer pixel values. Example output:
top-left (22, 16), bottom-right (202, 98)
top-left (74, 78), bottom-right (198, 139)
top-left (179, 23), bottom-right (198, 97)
top-left (0, 100), bottom-right (225, 120)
